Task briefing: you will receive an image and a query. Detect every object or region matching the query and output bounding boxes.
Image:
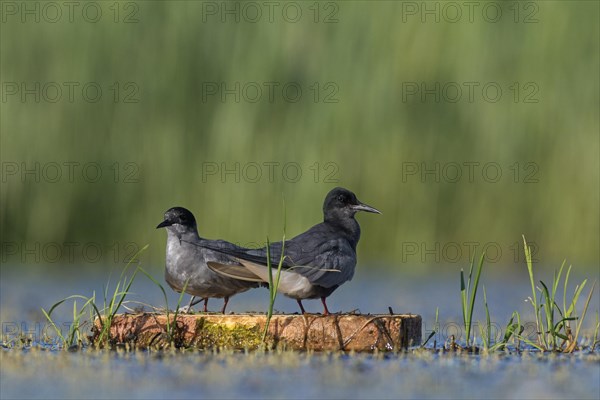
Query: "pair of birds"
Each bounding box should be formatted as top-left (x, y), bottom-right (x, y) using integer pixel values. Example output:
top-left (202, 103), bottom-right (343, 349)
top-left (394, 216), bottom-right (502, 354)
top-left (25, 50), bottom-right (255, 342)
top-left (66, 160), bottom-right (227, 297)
top-left (156, 187), bottom-right (380, 315)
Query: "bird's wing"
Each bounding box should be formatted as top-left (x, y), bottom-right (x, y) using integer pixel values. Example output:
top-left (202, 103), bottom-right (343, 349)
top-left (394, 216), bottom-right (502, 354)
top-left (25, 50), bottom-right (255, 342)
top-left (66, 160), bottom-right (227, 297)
top-left (201, 240), bottom-right (294, 267)
top-left (202, 223), bottom-right (356, 288)
top-left (208, 223), bottom-right (332, 266)
top-left (285, 237), bottom-right (356, 288)
top-left (206, 259), bottom-right (312, 295)
top-left (224, 237), bottom-right (355, 289)
top-left (206, 262), bottom-right (265, 282)
top-left (199, 239), bottom-right (265, 281)
top-left (236, 259), bottom-right (313, 295)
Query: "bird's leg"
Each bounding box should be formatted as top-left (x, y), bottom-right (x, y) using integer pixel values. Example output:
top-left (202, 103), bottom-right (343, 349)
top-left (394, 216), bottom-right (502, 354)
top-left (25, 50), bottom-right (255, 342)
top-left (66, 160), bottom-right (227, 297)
top-left (177, 296), bottom-right (198, 313)
top-left (189, 296), bottom-right (204, 307)
top-left (297, 300), bottom-right (306, 314)
top-left (203, 298), bottom-right (209, 313)
top-left (221, 297), bottom-right (229, 314)
top-left (321, 297), bottom-right (330, 316)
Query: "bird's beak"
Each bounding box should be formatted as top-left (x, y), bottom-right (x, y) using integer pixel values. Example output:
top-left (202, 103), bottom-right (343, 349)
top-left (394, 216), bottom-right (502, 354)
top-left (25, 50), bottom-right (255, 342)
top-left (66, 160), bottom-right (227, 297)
top-left (156, 220), bottom-right (172, 229)
top-left (352, 202), bottom-right (382, 214)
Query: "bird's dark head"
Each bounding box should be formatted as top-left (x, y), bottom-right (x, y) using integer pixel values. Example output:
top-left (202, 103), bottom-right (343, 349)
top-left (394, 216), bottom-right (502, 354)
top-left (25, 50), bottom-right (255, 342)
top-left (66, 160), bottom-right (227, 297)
top-left (156, 207), bottom-right (197, 233)
top-left (323, 187), bottom-right (381, 223)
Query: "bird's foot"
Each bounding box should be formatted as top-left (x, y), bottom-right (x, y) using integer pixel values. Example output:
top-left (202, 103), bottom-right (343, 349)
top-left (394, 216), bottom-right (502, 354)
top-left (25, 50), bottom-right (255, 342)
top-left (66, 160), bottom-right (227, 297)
top-left (316, 311), bottom-right (340, 316)
top-left (177, 305), bottom-right (194, 314)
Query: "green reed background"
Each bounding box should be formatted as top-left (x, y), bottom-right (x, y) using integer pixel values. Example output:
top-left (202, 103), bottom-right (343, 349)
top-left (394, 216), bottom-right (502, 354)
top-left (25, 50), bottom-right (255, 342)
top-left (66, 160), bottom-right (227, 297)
top-left (1, 1), bottom-right (598, 271)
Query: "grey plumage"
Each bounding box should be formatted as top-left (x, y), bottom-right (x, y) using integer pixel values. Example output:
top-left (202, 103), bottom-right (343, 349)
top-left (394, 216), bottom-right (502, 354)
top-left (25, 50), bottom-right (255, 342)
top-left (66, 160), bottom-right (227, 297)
top-left (157, 207), bottom-right (260, 313)
top-left (205, 187), bottom-right (381, 315)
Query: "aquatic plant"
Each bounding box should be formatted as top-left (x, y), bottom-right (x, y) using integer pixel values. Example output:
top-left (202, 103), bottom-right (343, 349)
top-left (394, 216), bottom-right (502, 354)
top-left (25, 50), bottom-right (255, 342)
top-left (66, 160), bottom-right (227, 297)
top-left (522, 236), bottom-right (596, 352)
top-left (138, 268), bottom-right (190, 346)
top-left (42, 244), bottom-right (149, 348)
top-left (460, 252), bottom-right (485, 348)
top-left (40, 236), bottom-right (597, 354)
top-left (452, 236), bottom-right (596, 353)
top-left (263, 200), bottom-right (287, 343)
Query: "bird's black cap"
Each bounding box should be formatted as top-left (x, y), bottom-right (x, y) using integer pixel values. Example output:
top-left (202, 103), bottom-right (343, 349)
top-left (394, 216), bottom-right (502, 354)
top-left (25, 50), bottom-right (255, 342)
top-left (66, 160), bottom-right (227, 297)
top-left (156, 207), bottom-right (197, 229)
top-left (323, 187), bottom-right (381, 222)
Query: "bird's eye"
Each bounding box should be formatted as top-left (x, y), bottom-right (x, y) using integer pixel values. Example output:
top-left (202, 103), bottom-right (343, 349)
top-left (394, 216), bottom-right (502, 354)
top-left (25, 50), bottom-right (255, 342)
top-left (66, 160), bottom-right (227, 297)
top-left (337, 195), bottom-right (345, 202)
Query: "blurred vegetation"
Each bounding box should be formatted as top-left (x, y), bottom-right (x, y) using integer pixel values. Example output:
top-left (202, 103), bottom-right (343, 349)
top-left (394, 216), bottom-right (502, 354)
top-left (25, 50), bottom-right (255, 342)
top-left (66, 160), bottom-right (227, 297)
top-left (1, 1), bottom-right (598, 271)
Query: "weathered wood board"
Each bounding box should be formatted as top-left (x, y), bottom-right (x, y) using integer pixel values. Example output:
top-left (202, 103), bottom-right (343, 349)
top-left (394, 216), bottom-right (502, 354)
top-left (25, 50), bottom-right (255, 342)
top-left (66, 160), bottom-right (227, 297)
top-left (93, 313), bottom-right (422, 352)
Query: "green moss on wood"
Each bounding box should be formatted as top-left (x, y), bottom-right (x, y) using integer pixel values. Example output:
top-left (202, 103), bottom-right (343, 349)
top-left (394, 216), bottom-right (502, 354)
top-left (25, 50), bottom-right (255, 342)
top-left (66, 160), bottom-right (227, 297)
top-left (192, 318), bottom-right (263, 350)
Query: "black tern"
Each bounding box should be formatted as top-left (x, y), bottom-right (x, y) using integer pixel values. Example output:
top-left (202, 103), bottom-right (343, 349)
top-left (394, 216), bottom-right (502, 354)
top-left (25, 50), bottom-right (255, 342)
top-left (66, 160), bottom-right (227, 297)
top-left (156, 207), bottom-right (260, 313)
top-left (206, 187), bottom-right (381, 315)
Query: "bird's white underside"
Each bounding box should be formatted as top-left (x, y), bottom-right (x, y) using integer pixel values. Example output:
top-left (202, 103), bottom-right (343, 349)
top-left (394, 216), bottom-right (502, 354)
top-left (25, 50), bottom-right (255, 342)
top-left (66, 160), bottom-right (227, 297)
top-left (207, 259), bottom-right (315, 298)
top-left (239, 259), bottom-right (315, 298)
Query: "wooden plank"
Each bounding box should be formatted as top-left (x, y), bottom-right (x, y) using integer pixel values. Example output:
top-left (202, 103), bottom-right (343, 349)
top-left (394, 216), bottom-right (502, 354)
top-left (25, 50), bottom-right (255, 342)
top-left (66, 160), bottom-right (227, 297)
top-left (93, 313), bottom-right (421, 352)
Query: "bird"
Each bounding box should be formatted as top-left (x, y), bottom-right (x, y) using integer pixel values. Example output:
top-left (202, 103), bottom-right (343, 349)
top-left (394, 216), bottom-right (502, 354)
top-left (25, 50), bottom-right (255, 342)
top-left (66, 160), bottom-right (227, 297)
top-left (156, 207), bottom-right (261, 313)
top-left (205, 187), bottom-right (381, 315)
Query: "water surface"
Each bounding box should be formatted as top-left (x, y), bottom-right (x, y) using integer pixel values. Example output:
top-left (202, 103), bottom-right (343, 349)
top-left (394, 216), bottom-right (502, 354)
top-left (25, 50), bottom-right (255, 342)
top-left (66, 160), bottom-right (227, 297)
top-left (1, 265), bottom-right (599, 399)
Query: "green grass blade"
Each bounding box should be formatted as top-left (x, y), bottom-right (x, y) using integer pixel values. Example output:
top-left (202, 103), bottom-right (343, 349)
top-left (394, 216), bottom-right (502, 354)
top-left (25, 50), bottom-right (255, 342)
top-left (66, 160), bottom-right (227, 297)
top-left (494, 313), bottom-right (519, 351)
top-left (263, 238), bottom-right (274, 343)
top-left (563, 265), bottom-right (572, 318)
top-left (262, 197), bottom-right (287, 343)
top-left (69, 300), bottom-right (78, 346)
top-left (96, 244), bottom-right (148, 344)
top-left (138, 266), bottom-right (172, 336)
top-left (169, 278), bottom-right (190, 344)
top-left (466, 253), bottom-right (485, 346)
top-left (44, 299), bottom-right (68, 318)
top-left (573, 280), bottom-right (597, 350)
top-left (566, 280), bottom-right (588, 318)
top-left (515, 334), bottom-right (545, 351)
top-left (111, 270), bottom-right (139, 320)
top-left (273, 240), bottom-right (285, 304)
top-left (273, 196), bottom-right (287, 302)
top-left (41, 308), bottom-right (66, 345)
top-left (483, 285), bottom-right (491, 347)
top-left (460, 269), bottom-right (467, 336)
top-left (592, 312), bottom-right (599, 350)
top-left (138, 266), bottom-right (169, 306)
top-left (467, 255), bottom-right (475, 302)
top-left (523, 235), bottom-right (536, 299)
top-left (539, 280), bottom-right (554, 346)
top-left (553, 261), bottom-right (565, 299)
top-left (422, 307), bottom-right (439, 348)
top-left (523, 235), bottom-right (543, 348)
top-left (477, 321), bottom-right (487, 349)
top-left (44, 295), bottom-right (90, 318)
